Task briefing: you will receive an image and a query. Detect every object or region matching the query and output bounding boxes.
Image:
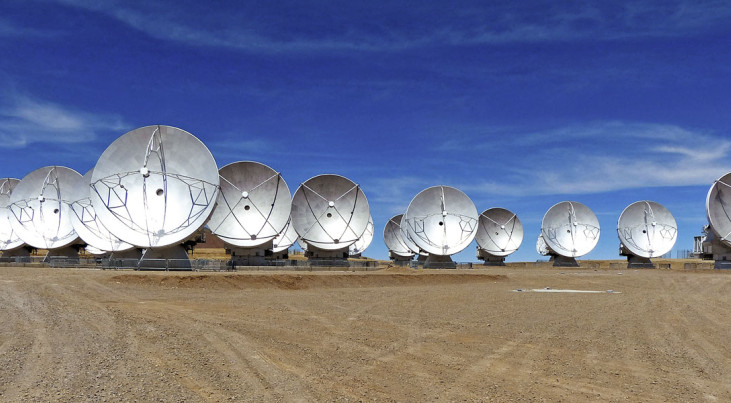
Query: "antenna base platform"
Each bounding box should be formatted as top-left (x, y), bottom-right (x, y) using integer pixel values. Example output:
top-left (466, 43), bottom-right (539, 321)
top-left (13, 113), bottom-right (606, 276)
top-left (42, 245), bottom-right (81, 264)
top-left (108, 248), bottom-right (143, 260)
top-left (1, 245), bottom-right (32, 259)
top-left (714, 260), bottom-right (731, 269)
top-left (227, 241), bottom-right (275, 266)
top-left (269, 251), bottom-right (289, 260)
top-left (305, 245), bottom-right (350, 267)
top-left (138, 245), bottom-right (191, 270)
top-left (550, 254), bottom-right (579, 267)
top-left (476, 249), bottom-right (506, 266)
top-left (424, 254), bottom-right (456, 269)
top-left (700, 233), bottom-right (731, 269)
top-left (228, 255), bottom-right (269, 266)
top-left (626, 254), bottom-right (655, 268)
top-left (99, 249), bottom-right (144, 269)
top-left (389, 251), bottom-right (414, 264)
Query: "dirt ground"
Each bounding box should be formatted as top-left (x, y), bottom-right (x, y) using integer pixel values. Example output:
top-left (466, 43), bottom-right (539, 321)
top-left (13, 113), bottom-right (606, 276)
top-left (0, 265), bottom-right (728, 402)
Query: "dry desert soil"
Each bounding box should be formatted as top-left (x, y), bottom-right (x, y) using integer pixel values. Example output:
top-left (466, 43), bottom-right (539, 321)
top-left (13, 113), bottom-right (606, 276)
top-left (0, 265), bottom-right (728, 402)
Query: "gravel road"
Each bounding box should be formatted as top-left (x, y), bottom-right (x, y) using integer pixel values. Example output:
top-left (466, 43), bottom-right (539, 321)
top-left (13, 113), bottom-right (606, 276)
top-left (0, 266), bottom-right (728, 402)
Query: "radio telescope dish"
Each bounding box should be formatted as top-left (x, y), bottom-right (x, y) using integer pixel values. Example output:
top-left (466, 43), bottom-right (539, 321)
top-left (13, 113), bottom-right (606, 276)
top-left (706, 172), bottom-right (731, 246)
top-left (84, 245), bottom-right (107, 256)
top-left (384, 214), bottom-right (414, 258)
top-left (8, 166), bottom-right (84, 250)
top-left (207, 161), bottom-right (291, 248)
top-left (402, 186), bottom-right (478, 256)
top-left (398, 214), bottom-right (422, 255)
top-left (704, 173), bottom-right (731, 268)
top-left (349, 215), bottom-right (374, 256)
top-left (618, 200), bottom-right (677, 260)
top-left (476, 208), bottom-right (523, 258)
top-left (0, 178), bottom-right (24, 252)
top-left (541, 201), bottom-right (600, 265)
top-left (69, 170), bottom-right (135, 253)
top-left (291, 174), bottom-right (370, 252)
top-left (536, 235), bottom-right (549, 256)
top-left (296, 237), bottom-right (308, 252)
top-left (271, 217), bottom-right (297, 254)
top-left (90, 125), bottom-right (219, 248)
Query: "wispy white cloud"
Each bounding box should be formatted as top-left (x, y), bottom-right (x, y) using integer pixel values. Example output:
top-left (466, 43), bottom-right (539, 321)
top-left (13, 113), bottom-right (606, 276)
top-left (0, 17), bottom-right (56, 38)
top-left (209, 139), bottom-right (270, 153)
top-left (454, 1), bottom-right (731, 44)
top-left (357, 175), bottom-right (434, 217)
top-left (47, 1), bottom-right (731, 53)
top-left (0, 95), bottom-right (128, 148)
top-left (207, 136), bottom-right (348, 164)
top-left (451, 121), bottom-right (731, 196)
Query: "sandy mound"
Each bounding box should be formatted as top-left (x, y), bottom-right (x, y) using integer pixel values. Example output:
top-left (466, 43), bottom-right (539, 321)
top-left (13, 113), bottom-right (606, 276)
top-left (109, 272), bottom-right (508, 290)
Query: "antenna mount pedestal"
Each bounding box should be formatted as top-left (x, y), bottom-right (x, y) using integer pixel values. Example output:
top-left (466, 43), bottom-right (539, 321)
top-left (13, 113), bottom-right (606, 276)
top-left (1, 245), bottom-right (32, 259)
top-left (138, 244), bottom-right (191, 270)
top-left (388, 251), bottom-right (413, 266)
top-left (620, 244), bottom-right (656, 268)
top-left (269, 250), bottom-right (289, 260)
top-left (476, 248), bottom-right (506, 266)
top-left (43, 244), bottom-right (81, 264)
top-left (626, 254), bottom-right (655, 268)
top-left (101, 248), bottom-right (144, 269)
top-left (108, 248), bottom-right (143, 260)
top-left (424, 254), bottom-right (456, 269)
top-left (227, 240), bottom-right (275, 266)
top-left (700, 231), bottom-right (731, 269)
top-left (305, 244), bottom-right (350, 267)
top-left (550, 254), bottom-right (579, 267)
top-left (388, 251), bottom-right (414, 266)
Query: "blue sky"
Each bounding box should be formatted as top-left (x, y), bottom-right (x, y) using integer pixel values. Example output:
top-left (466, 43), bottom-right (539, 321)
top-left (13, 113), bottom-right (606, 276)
top-left (2, 0), bottom-right (731, 262)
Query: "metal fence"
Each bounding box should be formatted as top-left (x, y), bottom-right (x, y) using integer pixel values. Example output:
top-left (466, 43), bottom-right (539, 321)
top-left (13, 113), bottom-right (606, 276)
top-left (1, 257), bottom-right (384, 271)
top-left (408, 261), bottom-right (473, 269)
top-left (0, 256), bottom-right (32, 264)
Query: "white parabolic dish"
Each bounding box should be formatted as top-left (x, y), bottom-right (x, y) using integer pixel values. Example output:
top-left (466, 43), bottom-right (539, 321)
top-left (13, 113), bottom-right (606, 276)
top-left (296, 237), bottom-right (308, 252)
top-left (384, 214), bottom-right (414, 257)
top-left (402, 186), bottom-right (478, 256)
top-left (617, 200), bottom-right (677, 258)
top-left (0, 178), bottom-right (23, 251)
top-left (706, 172), bottom-right (731, 246)
top-left (69, 170), bottom-right (135, 252)
top-left (207, 161), bottom-right (291, 248)
top-left (541, 201), bottom-right (600, 258)
top-left (90, 125), bottom-right (220, 248)
top-left (349, 215), bottom-right (374, 256)
top-left (8, 166), bottom-right (84, 249)
top-left (399, 214), bottom-right (424, 255)
top-left (475, 207), bottom-right (523, 257)
top-left (271, 218), bottom-right (297, 253)
top-left (290, 174), bottom-right (370, 251)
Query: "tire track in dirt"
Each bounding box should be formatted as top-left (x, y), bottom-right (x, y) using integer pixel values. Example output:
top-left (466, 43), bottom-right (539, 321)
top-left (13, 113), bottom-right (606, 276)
top-left (115, 298), bottom-right (317, 401)
top-left (650, 275), bottom-right (731, 401)
top-left (86, 277), bottom-right (310, 400)
top-left (0, 281), bottom-right (54, 400)
top-left (0, 266), bottom-right (728, 401)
